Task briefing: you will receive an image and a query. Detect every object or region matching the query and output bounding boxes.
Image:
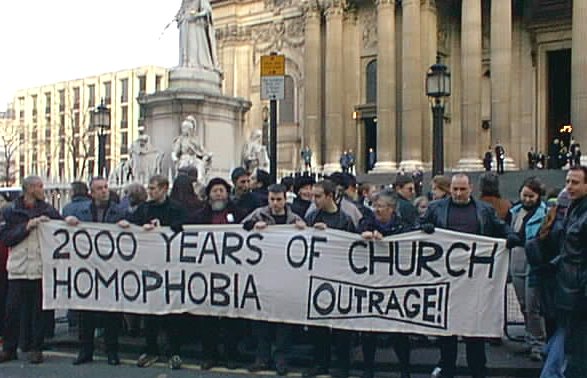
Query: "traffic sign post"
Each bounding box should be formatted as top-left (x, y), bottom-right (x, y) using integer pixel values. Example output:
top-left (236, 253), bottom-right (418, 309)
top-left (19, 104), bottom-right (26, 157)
top-left (261, 54), bottom-right (285, 184)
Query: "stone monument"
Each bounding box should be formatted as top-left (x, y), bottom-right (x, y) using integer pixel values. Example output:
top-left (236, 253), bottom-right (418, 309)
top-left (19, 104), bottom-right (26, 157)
top-left (139, 0), bottom-right (251, 180)
top-left (241, 129), bottom-right (270, 173)
top-left (171, 115), bottom-right (212, 183)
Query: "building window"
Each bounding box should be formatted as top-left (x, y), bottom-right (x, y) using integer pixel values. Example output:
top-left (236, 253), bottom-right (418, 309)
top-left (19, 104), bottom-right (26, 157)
top-left (121, 106), bottom-right (128, 128)
top-left (279, 75), bottom-right (295, 124)
top-left (32, 95), bottom-right (38, 118)
top-left (59, 90), bottom-right (65, 112)
top-left (138, 75), bottom-right (147, 94)
top-left (88, 84), bottom-right (95, 108)
top-left (120, 78), bottom-right (129, 103)
top-left (18, 97), bottom-right (25, 120)
top-left (45, 93), bottom-right (51, 114)
top-left (59, 115), bottom-right (65, 136)
top-left (366, 60), bottom-right (377, 104)
top-left (89, 134), bottom-right (95, 157)
top-left (74, 113), bottom-right (80, 135)
top-left (121, 131), bottom-right (128, 154)
top-left (155, 75), bottom-right (162, 91)
top-left (73, 87), bottom-right (80, 109)
top-left (104, 82), bottom-right (111, 105)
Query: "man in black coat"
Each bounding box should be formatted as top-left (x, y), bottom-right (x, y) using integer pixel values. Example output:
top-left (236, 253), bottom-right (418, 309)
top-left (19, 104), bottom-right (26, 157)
top-left (120, 175), bottom-right (186, 370)
top-left (0, 176), bottom-right (62, 364)
top-left (303, 180), bottom-right (355, 378)
top-left (423, 173), bottom-right (518, 378)
top-left (555, 166), bottom-right (587, 377)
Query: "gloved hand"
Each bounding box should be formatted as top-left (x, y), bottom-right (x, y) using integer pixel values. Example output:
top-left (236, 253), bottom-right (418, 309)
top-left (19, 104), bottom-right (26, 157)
top-left (506, 234), bottom-right (522, 249)
top-left (420, 223), bottom-right (435, 234)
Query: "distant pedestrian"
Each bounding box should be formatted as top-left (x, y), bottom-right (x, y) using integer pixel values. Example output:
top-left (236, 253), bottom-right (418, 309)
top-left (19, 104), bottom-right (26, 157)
top-left (495, 142), bottom-right (505, 174)
top-left (483, 148), bottom-right (492, 172)
top-left (368, 148), bottom-right (376, 171)
top-left (301, 145), bottom-right (312, 172)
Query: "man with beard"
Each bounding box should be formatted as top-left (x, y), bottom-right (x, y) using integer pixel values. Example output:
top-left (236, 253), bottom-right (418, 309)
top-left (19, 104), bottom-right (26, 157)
top-left (194, 177), bottom-right (247, 370)
top-left (424, 173), bottom-right (519, 378)
top-left (0, 176), bottom-right (62, 365)
top-left (303, 180), bottom-right (355, 378)
top-left (119, 175), bottom-right (186, 370)
top-left (63, 177), bottom-right (127, 366)
top-left (291, 175), bottom-right (314, 218)
top-left (508, 177), bottom-right (547, 361)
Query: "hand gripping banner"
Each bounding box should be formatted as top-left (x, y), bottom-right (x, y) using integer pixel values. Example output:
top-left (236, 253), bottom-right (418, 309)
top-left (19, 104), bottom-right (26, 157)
top-left (39, 221), bottom-right (508, 337)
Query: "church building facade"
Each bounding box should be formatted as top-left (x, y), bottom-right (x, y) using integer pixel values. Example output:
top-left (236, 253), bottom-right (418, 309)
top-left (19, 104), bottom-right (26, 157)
top-left (211, 0), bottom-right (584, 173)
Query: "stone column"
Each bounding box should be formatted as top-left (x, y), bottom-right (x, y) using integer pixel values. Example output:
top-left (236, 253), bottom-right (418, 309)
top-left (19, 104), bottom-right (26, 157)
top-left (457, 0), bottom-right (483, 170)
top-left (303, 3), bottom-right (323, 168)
top-left (420, 0), bottom-right (438, 168)
top-left (372, 0), bottom-right (398, 172)
top-left (572, 0), bottom-right (587, 159)
top-left (490, 0), bottom-right (516, 169)
top-left (323, 0), bottom-right (345, 172)
top-left (400, 0), bottom-right (423, 170)
top-left (343, 10), bottom-right (360, 154)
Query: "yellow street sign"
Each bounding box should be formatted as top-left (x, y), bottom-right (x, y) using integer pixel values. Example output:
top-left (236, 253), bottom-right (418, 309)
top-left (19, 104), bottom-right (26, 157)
top-left (261, 55), bottom-right (285, 76)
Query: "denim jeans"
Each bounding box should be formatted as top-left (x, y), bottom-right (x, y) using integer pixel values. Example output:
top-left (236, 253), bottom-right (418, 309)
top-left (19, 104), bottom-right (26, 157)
top-left (540, 327), bottom-right (566, 378)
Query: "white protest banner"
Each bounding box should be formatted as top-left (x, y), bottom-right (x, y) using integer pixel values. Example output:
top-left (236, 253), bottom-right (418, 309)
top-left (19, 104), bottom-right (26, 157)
top-left (39, 221), bottom-right (508, 337)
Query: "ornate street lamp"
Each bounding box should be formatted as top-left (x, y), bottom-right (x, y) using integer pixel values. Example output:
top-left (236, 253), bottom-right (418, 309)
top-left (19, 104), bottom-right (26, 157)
top-left (426, 57), bottom-right (451, 175)
top-left (91, 99), bottom-right (110, 177)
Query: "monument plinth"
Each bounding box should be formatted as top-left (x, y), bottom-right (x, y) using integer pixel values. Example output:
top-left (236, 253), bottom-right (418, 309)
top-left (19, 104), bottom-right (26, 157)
top-left (139, 0), bottom-right (251, 181)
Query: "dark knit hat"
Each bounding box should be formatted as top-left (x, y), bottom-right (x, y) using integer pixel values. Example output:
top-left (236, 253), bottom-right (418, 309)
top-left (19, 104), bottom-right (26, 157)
top-left (231, 167), bottom-right (248, 183)
top-left (205, 177), bottom-right (232, 197)
top-left (294, 175), bottom-right (315, 194)
top-left (395, 175), bottom-right (414, 187)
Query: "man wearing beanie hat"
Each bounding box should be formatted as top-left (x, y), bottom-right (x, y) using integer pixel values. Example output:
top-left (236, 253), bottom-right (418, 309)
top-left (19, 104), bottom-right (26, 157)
top-left (230, 167), bottom-right (260, 217)
top-left (193, 177), bottom-right (246, 370)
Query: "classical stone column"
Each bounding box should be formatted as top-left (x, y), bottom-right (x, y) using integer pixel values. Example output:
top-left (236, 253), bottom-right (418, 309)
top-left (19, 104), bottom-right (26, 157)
top-left (343, 10), bottom-right (360, 154)
top-left (572, 0), bottom-right (587, 160)
top-left (303, 3), bottom-right (323, 168)
top-left (490, 0), bottom-right (516, 170)
top-left (400, 0), bottom-right (423, 171)
top-left (372, 0), bottom-right (397, 172)
top-left (457, 0), bottom-right (483, 170)
top-left (323, 0), bottom-right (345, 172)
top-left (420, 0), bottom-right (438, 168)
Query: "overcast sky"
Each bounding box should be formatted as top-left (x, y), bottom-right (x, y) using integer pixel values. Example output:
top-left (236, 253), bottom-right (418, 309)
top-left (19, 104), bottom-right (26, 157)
top-left (0, 0), bottom-right (181, 108)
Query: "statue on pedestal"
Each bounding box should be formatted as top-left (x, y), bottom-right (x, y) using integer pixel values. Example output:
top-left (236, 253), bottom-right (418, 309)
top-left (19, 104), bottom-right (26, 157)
top-left (172, 116), bottom-right (212, 183)
top-left (128, 135), bottom-right (163, 184)
top-left (176, 0), bottom-right (219, 71)
top-left (241, 129), bottom-right (269, 173)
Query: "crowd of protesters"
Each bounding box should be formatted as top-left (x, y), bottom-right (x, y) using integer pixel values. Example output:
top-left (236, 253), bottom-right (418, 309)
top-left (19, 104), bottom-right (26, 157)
top-left (0, 165), bottom-right (587, 378)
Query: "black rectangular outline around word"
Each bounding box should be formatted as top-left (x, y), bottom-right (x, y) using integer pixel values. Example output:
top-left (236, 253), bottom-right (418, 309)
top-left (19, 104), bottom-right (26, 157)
top-left (306, 275), bottom-right (450, 330)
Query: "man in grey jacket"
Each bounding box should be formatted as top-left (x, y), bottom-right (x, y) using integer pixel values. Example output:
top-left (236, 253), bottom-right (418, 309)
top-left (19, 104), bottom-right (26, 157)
top-left (242, 184), bottom-right (305, 375)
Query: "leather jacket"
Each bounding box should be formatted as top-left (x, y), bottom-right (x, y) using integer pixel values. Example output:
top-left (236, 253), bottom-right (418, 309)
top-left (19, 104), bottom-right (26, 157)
top-left (556, 196), bottom-right (587, 313)
top-left (422, 197), bottom-right (513, 238)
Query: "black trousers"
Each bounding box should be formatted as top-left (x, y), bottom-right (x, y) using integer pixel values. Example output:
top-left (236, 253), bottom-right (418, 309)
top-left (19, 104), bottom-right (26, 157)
top-left (0, 271), bottom-right (7, 337)
top-left (143, 314), bottom-right (184, 356)
top-left (200, 316), bottom-right (243, 361)
top-left (437, 336), bottom-right (486, 378)
top-left (307, 326), bottom-right (351, 372)
top-left (252, 320), bottom-right (292, 364)
top-left (362, 332), bottom-right (410, 372)
top-left (78, 310), bottom-right (121, 356)
top-left (3, 279), bottom-right (46, 353)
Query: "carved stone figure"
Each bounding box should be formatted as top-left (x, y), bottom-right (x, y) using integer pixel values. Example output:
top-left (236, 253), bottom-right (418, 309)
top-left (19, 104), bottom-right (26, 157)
top-left (128, 135), bottom-right (164, 184)
top-left (176, 0), bottom-right (219, 71)
top-left (171, 116), bottom-right (212, 183)
top-left (241, 129), bottom-right (269, 173)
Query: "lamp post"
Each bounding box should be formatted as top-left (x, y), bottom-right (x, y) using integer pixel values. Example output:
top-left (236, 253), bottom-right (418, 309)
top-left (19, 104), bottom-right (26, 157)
top-left (91, 99), bottom-right (110, 177)
top-left (426, 58), bottom-right (451, 175)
